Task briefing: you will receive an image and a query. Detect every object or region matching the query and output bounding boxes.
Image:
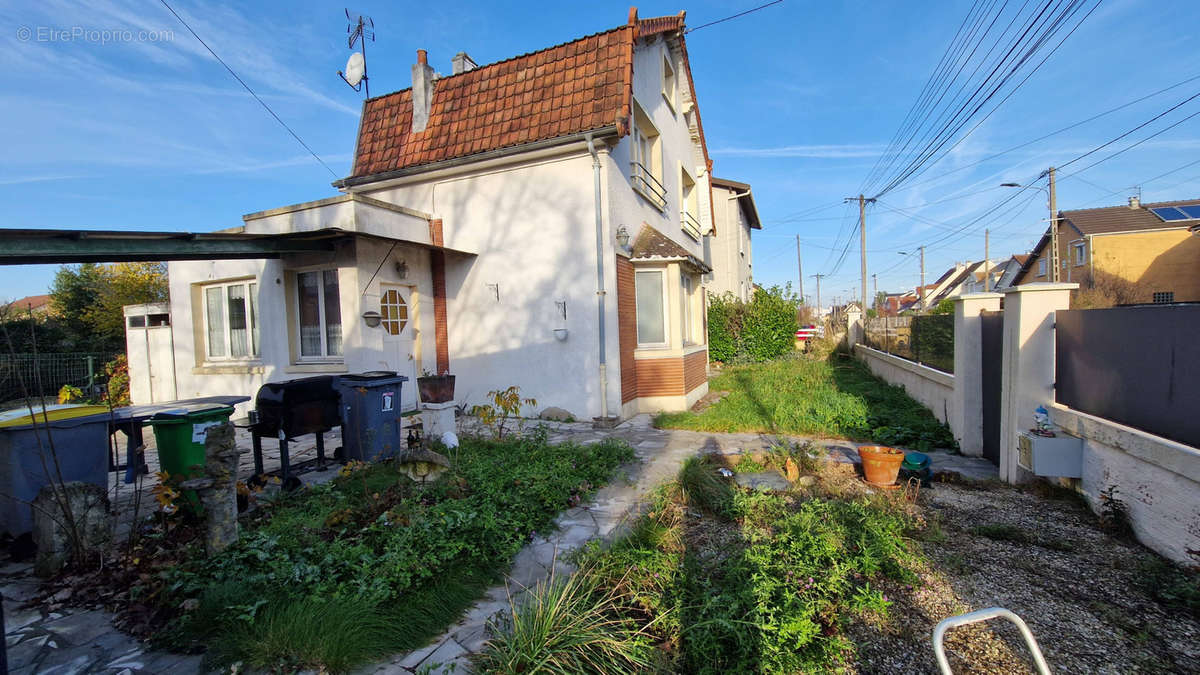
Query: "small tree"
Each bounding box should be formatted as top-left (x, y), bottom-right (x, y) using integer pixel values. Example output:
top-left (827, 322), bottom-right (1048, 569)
top-left (50, 262), bottom-right (168, 352)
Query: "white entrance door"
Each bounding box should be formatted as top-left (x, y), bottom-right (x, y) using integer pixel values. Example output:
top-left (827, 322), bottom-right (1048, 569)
top-left (379, 284), bottom-right (419, 411)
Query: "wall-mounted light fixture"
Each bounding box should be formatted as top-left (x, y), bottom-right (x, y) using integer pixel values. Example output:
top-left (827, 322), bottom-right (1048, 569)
top-left (395, 259), bottom-right (408, 279)
top-left (615, 226), bottom-right (631, 250)
top-left (362, 310), bottom-right (382, 328)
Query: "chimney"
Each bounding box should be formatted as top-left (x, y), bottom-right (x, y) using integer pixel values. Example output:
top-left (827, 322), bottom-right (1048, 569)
top-left (411, 49), bottom-right (434, 134)
top-left (451, 52), bottom-right (477, 75)
top-left (1129, 195), bottom-right (1140, 209)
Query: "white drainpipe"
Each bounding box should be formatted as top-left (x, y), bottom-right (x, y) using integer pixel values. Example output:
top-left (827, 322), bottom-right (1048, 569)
top-left (586, 134), bottom-right (609, 420)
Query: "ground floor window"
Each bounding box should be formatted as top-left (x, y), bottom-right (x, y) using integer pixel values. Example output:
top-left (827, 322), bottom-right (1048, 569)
top-left (203, 280), bottom-right (258, 359)
top-left (635, 269), bottom-right (667, 346)
top-left (298, 269), bottom-right (342, 358)
top-left (1152, 291), bottom-right (1174, 304)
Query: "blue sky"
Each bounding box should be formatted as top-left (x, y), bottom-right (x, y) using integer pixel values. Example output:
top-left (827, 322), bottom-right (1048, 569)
top-left (2, 0), bottom-right (1198, 306)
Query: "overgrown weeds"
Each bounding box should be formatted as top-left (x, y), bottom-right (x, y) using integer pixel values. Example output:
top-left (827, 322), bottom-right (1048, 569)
top-left (480, 460), bottom-right (927, 673)
top-left (136, 435), bottom-right (633, 672)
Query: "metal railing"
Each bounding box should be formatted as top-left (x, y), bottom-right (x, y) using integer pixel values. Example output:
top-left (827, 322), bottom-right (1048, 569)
top-left (681, 209), bottom-right (703, 239)
top-left (631, 161), bottom-right (667, 210)
top-left (863, 315), bottom-right (954, 373)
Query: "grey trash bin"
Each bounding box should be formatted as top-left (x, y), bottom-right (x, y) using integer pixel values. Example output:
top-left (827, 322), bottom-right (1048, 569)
top-left (0, 406), bottom-right (111, 537)
top-left (334, 372), bottom-right (409, 462)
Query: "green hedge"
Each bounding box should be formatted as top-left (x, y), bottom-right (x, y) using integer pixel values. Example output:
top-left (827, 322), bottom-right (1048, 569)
top-left (707, 286), bottom-right (800, 363)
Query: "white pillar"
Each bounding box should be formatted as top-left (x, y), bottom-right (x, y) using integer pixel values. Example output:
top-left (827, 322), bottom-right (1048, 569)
top-left (845, 305), bottom-right (863, 349)
top-left (951, 293), bottom-right (1003, 457)
top-left (998, 283), bottom-right (1077, 483)
top-left (421, 401), bottom-right (458, 441)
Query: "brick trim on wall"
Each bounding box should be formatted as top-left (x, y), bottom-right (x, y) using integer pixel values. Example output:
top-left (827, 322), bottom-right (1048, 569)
top-left (616, 255), bottom-right (638, 403)
top-left (430, 249), bottom-right (450, 375)
top-left (684, 349), bottom-right (708, 392)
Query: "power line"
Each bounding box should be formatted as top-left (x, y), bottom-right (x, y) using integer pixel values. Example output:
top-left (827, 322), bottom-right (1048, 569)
top-left (157, 0), bottom-right (339, 179)
top-left (1057, 89), bottom-right (1200, 173)
top-left (686, 0), bottom-right (784, 34)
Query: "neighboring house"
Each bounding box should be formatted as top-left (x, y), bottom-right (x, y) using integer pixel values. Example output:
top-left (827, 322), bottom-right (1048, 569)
top-left (5, 294), bottom-right (52, 316)
top-left (1014, 197), bottom-right (1200, 303)
top-left (922, 260), bottom-right (996, 307)
top-left (990, 254), bottom-right (1029, 291)
top-left (130, 9), bottom-right (714, 420)
top-left (707, 177), bottom-right (761, 301)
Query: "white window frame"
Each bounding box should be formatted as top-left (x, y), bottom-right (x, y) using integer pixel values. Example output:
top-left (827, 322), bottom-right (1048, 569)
top-left (680, 166), bottom-right (701, 240)
top-left (202, 279), bottom-right (259, 361)
top-left (630, 100), bottom-right (666, 210)
top-left (1037, 258), bottom-right (1047, 277)
top-left (681, 273), bottom-right (694, 345)
top-left (661, 52), bottom-right (677, 112)
top-left (294, 268), bottom-right (343, 361)
top-left (634, 269), bottom-right (670, 348)
top-left (1072, 241), bottom-right (1087, 266)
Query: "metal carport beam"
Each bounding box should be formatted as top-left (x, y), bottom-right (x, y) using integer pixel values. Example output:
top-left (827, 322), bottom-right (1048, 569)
top-left (0, 229), bottom-right (336, 264)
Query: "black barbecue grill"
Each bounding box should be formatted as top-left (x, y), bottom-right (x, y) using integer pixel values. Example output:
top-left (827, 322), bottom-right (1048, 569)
top-left (246, 375), bottom-right (343, 480)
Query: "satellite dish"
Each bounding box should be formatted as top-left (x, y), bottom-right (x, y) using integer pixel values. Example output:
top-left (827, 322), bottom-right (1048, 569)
top-left (343, 52), bottom-right (365, 87)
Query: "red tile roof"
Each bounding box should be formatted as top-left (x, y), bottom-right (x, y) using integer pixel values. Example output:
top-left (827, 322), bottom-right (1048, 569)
top-left (345, 11), bottom-right (700, 182)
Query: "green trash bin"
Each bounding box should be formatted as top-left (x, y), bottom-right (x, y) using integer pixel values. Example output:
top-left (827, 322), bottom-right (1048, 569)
top-left (147, 403), bottom-right (235, 512)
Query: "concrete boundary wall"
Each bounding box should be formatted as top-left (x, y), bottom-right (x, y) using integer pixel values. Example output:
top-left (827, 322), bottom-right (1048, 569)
top-left (854, 345), bottom-right (955, 429)
top-left (1051, 403), bottom-right (1200, 564)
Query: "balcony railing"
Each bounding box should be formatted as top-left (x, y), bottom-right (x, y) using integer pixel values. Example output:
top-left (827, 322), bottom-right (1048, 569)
top-left (631, 161), bottom-right (667, 210)
top-left (681, 209), bottom-right (702, 240)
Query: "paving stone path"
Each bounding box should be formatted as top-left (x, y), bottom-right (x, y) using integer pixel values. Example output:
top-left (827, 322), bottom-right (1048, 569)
top-left (2, 415), bottom-right (996, 674)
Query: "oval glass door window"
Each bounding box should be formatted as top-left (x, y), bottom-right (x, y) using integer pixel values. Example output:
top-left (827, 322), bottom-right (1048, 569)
top-left (380, 289), bottom-right (409, 335)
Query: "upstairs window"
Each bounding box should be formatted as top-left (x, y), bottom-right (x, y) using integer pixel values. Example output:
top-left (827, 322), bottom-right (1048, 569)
top-left (1037, 258), bottom-right (1047, 277)
top-left (631, 101), bottom-right (666, 210)
top-left (662, 54), bottom-right (677, 111)
top-left (1072, 242), bottom-right (1087, 265)
top-left (297, 269), bottom-right (342, 359)
top-left (203, 280), bottom-right (259, 360)
top-left (680, 168), bottom-right (700, 240)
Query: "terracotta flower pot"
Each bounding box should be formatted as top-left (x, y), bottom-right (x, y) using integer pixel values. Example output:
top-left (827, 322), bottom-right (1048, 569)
top-left (416, 375), bottom-right (455, 403)
top-left (858, 445), bottom-right (905, 487)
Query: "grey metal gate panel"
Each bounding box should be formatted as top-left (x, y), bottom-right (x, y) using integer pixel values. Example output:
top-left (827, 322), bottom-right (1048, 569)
top-left (1056, 305), bottom-right (1200, 448)
top-left (980, 310), bottom-right (1003, 465)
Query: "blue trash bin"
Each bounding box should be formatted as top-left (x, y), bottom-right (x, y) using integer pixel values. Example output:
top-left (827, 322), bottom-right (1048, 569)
top-left (334, 372), bottom-right (409, 462)
top-left (0, 406), bottom-right (111, 537)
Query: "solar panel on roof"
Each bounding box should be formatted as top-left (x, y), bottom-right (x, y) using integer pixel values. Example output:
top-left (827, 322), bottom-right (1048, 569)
top-left (1177, 204), bottom-right (1200, 219)
top-left (1150, 206), bottom-right (1189, 221)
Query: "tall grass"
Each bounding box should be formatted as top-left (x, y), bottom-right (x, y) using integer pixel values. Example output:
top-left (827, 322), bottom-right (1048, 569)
top-left (676, 456), bottom-right (734, 518)
top-left (476, 566), bottom-right (656, 674)
top-left (657, 356), bottom-right (957, 450)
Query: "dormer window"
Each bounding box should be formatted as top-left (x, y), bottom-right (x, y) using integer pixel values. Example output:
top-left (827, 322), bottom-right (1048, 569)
top-left (662, 54), bottom-right (677, 111)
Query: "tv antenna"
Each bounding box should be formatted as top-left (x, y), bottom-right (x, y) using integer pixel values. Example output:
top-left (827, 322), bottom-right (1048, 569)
top-left (338, 9), bottom-right (374, 97)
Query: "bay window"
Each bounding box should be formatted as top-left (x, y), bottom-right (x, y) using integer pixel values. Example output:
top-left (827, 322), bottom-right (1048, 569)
top-left (297, 269), bottom-right (343, 359)
top-left (635, 269), bottom-right (667, 347)
top-left (203, 280), bottom-right (259, 360)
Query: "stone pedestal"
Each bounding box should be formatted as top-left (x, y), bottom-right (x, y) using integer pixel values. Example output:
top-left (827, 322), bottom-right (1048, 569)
top-left (32, 482), bottom-right (111, 577)
top-left (421, 401), bottom-right (457, 440)
top-left (845, 306), bottom-right (863, 349)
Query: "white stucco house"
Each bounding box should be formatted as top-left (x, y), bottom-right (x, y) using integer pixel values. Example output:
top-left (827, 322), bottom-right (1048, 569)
top-left (706, 177), bottom-right (761, 301)
top-left (127, 9), bottom-right (718, 421)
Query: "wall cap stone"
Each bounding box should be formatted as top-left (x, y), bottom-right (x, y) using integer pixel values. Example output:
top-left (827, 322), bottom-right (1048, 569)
top-left (1002, 282), bottom-right (1079, 294)
top-left (1050, 402), bottom-right (1200, 484)
top-left (855, 345), bottom-right (955, 389)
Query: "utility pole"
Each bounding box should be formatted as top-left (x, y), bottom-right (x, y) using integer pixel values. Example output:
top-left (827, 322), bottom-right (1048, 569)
top-left (918, 245), bottom-right (926, 311)
top-left (811, 273), bottom-right (825, 317)
top-left (845, 194), bottom-right (875, 310)
top-left (1047, 166), bottom-right (1059, 283)
top-left (984, 228), bottom-right (990, 292)
top-left (795, 235), bottom-right (804, 304)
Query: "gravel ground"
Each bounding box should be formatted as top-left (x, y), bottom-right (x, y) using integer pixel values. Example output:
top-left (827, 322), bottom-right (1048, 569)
top-left (848, 477), bottom-right (1200, 674)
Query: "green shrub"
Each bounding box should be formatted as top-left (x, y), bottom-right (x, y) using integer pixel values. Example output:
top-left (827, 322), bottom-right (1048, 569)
top-left (706, 286), bottom-right (800, 364)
